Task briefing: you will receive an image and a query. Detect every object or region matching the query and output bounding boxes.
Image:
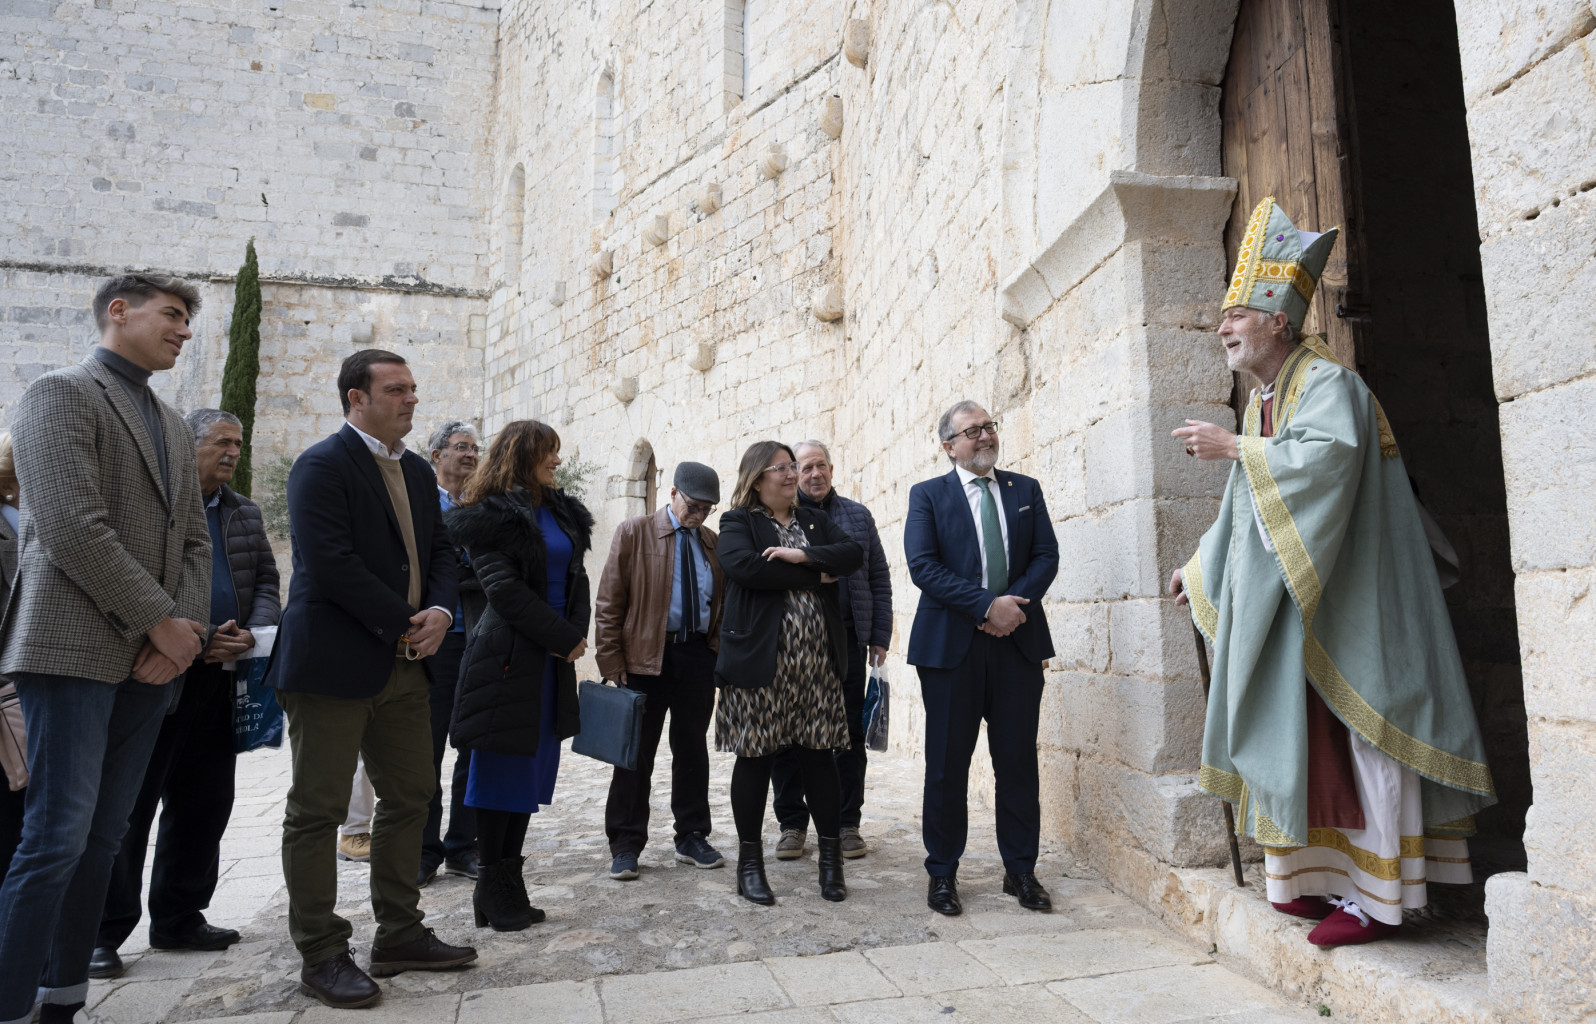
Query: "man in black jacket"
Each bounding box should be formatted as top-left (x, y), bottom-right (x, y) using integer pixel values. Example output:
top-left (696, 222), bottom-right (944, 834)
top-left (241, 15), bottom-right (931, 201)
top-left (267, 350), bottom-right (476, 1009)
top-left (771, 441), bottom-right (892, 861)
top-left (89, 410), bottom-right (280, 978)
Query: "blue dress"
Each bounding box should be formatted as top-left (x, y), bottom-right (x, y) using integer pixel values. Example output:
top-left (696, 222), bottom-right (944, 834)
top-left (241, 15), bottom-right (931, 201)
top-left (465, 505), bottom-right (571, 813)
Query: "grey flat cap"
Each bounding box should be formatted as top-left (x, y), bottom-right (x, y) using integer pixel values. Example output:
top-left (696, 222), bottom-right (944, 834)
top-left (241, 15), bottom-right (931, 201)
top-left (674, 461), bottom-right (720, 504)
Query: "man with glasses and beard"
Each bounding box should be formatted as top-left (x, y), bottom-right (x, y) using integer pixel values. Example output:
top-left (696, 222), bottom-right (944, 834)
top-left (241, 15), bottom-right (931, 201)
top-left (594, 463), bottom-right (726, 882)
top-left (905, 402), bottom-right (1059, 916)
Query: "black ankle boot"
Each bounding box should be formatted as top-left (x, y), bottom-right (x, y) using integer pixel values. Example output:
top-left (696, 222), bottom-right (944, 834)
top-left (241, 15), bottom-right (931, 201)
top-left (736, 841), bottom-right (775, 905)
top-left (473, 858), bottom-right (533, 931)
top-left (40, 1004), bottom-right (85, 1024)
top-left (816, 836), bottom-right (847, 902)
top-left (505, 855), bottom-right (546, 924)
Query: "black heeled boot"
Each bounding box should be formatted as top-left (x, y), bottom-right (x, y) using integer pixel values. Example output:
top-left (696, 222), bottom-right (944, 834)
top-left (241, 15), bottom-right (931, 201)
top-left (816, 836), bottom-right (847, 902)
top-left (736, 841), bottom-right (776, 905)
top-left (473, 858), bottom-right (533, 931)
top-left (505, 855), bottom-right (546, 924)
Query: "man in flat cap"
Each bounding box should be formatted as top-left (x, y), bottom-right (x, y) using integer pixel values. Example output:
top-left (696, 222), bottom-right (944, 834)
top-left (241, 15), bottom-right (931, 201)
top-left (594, 462), bottom-right (726, 881)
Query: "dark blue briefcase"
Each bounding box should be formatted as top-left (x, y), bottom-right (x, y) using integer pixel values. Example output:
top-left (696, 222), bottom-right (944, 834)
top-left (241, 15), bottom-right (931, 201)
top-left (571, 679), bottom-right (647, 771)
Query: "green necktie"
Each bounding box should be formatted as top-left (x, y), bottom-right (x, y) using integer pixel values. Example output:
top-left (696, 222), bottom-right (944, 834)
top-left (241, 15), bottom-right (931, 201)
top-left (978, 477), bottom-right (1008, 594)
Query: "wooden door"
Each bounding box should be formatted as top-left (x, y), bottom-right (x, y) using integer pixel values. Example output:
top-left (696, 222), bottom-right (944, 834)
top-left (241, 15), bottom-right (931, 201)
top-left (1220, 0), bottom-right (1368, 378)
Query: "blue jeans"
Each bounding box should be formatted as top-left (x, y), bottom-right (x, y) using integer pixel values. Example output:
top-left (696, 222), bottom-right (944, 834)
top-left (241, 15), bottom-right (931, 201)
top-left (0, 673), bottom-right (172, 1024)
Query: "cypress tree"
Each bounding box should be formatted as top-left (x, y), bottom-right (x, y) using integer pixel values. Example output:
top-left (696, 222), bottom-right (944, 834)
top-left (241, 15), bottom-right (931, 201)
top-left (220, 238), bottom-right (262, 496)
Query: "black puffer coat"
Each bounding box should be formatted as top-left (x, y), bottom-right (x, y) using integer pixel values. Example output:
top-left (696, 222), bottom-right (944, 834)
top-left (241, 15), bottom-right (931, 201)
top-left (214, 484), bottom-right (281, 628)
top-left (444, 486), bottom-right (593, 756)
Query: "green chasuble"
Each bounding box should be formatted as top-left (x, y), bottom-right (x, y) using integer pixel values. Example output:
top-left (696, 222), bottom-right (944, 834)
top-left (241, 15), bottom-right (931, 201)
top-left (1184, 337), bottom-right (1496, 847)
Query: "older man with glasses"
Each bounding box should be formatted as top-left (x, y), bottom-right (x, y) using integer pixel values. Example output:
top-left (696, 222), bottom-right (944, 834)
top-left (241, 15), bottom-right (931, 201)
top-left (594, 462), bottom-right (727, 881)
top-left (905, 401), bottom-right (1059, 916)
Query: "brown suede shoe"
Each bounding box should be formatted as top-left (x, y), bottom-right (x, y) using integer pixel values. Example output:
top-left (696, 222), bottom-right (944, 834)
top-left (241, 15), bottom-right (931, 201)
top-left (300, 950), bottom-right (380, 1009)
top-left (368, 927), bottom-right (478, 977)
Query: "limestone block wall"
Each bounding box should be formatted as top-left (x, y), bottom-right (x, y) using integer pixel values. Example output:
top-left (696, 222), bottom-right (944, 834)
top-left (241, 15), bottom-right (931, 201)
top-left (487, 0), bottom-right (1250, 882)
top-left (483, 0), bottom-right (854, 599)
top-left (1455, 0), bottom-right (1596, 1019)
top-left (0, 0), bottom-right (496, 453)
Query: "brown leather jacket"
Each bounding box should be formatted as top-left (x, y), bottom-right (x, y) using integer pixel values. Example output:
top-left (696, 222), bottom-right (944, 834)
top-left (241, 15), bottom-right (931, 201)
top-left (594, 506), bottom-right (724, 679)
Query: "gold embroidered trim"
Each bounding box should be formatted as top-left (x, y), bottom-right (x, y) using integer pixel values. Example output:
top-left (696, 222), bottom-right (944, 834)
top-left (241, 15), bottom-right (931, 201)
top-left (1428, 816), bottom-right (1478, 837)
top-left (1304, 634), bottom-right (1496, 795)
top-left (1262, 867), bottom-right (1407, 905)
top-left (1224, 197), bottom-right (1273, 310)
top-left (1185, 551), bottom-right (1218, 640)
top-left (1295, 335), bottom-right (1400, 458)
top-left (1239, 434), bottom-right (1323, 622)
top-left (1199, 763), bottom-right (1245, 803)
top-left (1273, 344), bottom-right (1318, 431)
top-left (1254, 812), bottom-right (1297, 848)
top-left (1240, 421), bottom-right (1497, 798)
top-left (1264, 829), bottom-right (1402, 880)
top-left (1255, 258), bottom-right (1317, 302)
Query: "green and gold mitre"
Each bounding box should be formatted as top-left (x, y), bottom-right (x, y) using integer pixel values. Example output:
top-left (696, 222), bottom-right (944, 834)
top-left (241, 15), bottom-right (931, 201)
top-left (1223, 196), bottom-right (1339, 331)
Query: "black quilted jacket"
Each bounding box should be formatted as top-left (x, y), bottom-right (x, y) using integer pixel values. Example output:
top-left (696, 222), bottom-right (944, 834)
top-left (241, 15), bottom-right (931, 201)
top-left (443, 486), bottom-right (593, 756)
top-left (214, 484), bottom-right (281, 629)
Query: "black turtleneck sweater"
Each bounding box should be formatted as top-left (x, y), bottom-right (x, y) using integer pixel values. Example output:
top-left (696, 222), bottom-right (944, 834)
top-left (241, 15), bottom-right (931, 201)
top-left (93, 345), bottom-right (168, 493)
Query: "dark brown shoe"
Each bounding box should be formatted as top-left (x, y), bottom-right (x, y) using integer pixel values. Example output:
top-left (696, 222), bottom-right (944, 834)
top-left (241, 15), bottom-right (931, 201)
top-left (300, 950), bottom-right (380, 1009)
top-left (368, 927), bottom-right (478, 977)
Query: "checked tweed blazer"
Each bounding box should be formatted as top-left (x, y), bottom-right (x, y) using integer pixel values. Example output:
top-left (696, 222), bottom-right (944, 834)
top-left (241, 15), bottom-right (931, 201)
top-left (0, 355), bottom-right (211, 684)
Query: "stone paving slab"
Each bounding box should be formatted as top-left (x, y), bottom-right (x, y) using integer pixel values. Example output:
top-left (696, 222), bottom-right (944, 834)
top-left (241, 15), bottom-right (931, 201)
top-left (1050, 962), bottom-right (1291, 1023)
top-left (68, 737), bottom-right (1334, 1024)
top-left (960, 925), bottom-right (1208, 985)
top-left (764, 949), bottom-right (902, 1005)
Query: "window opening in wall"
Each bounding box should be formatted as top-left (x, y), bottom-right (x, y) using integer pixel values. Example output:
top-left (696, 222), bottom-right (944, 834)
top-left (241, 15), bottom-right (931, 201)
top-left (504, 163), bottom-right (525, 290)
top-left (722, 0), bottom-right (745, 110)
top-left (593, 72), bottom-right (618, 222)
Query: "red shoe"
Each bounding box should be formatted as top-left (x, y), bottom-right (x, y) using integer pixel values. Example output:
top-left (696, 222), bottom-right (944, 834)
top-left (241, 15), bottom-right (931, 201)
top-left (1271, 896), bottom-right (1335, 919)
top-left (1307, 907), bottom-right (1401, 946)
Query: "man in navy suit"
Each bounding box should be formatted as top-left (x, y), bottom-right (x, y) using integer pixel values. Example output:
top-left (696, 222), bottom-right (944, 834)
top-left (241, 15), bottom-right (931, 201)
top-left (267, 349), bottom-right (476, 1009)
top-left (905, 401), bottom-right (1059, 916)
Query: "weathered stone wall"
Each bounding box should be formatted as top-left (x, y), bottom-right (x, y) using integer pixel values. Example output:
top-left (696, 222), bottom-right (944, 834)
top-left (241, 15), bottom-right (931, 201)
top-left (1454, 0), bottom-right (1596, 1019)
top-left (0, 0), bottom-right (497, 450)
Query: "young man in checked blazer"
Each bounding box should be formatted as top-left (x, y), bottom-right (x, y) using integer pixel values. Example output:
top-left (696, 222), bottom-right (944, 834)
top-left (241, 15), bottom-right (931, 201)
top-left (0, 275), bottom-right (212, 1024)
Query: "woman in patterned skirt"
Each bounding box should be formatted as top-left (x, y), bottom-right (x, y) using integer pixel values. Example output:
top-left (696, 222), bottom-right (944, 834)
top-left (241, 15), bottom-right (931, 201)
top-left (714, 441), bottom-right (863, 905)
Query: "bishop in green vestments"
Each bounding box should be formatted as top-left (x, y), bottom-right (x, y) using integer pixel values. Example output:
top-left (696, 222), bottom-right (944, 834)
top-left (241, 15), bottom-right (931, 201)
top-left (1170, 197), bottom-right (1496, 947)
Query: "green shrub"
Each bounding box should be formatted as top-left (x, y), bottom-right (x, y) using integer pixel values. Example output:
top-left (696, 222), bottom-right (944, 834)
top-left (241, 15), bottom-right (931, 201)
top-left (554, 457), bottom-right (600, 500)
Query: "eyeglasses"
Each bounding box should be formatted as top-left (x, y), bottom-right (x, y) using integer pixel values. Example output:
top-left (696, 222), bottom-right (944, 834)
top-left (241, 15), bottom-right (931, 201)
top-left (760, 461), bottom-right (799, 477)
top-left (953, 422), bottom-right (1000, 441)
top-left (682, 500), bottom-right (717, 516)
top-left (446, 442), bottom-right (480, 454)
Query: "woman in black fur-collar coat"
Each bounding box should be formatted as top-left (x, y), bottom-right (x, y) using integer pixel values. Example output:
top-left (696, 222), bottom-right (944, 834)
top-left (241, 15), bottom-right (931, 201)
top-left (443, 420), bottom-right (593, 931)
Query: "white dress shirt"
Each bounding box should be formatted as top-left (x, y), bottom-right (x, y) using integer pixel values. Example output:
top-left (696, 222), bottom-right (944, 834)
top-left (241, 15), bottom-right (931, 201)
top-left (347, 420), bottom-right (406, 460)
top-left (954, 464), bottom-right (1009, 591)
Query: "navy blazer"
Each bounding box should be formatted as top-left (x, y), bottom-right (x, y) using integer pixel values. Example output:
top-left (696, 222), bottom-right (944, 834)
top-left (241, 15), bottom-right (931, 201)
top-left (267, 424), bottom-right (458, 698)
top-left (905, 468), bottom-right (1059, 670)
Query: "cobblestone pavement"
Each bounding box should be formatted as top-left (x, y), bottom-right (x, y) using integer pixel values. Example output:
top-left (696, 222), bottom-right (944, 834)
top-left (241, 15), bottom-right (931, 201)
top-left (82, 741), bottom-right (1328, 1024)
